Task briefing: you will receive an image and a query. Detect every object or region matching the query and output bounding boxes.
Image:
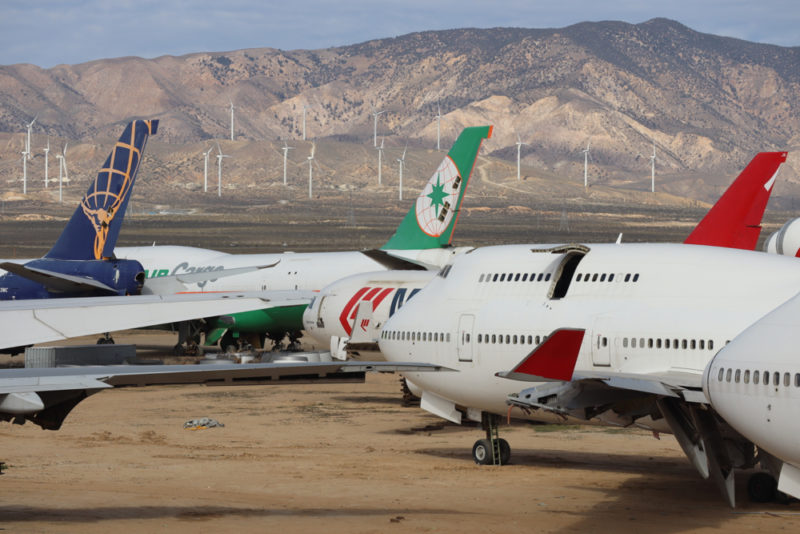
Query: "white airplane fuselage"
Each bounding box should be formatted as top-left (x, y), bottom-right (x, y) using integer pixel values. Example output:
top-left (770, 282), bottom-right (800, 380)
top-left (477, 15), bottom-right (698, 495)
top-left (379, 243), bottom-right (800, 423)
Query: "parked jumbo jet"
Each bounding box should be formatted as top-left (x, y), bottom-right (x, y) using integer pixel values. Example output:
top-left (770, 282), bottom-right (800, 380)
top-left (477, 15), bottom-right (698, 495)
top-left (0, 120), bottom-right (158, 300)
top-left (115, 126), bottom-right (493, 354)
top-left (374, 153), bottom-right (800, 506)
top-left (303, 152), bottom-right (789, 357)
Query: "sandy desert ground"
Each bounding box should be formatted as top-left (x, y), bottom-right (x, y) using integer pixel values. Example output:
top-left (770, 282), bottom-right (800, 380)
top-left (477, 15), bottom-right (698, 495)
top-left (2, 333), bottom-right (800, 533)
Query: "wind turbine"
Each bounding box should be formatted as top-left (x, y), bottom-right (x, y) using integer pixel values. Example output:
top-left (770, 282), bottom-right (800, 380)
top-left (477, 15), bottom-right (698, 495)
top-left (649, 140), bottom-right (656, 193)
top-left (372, 108), bottom-right (384, 147)
top-left (282, 140), bottom-right (294, 186)
top-left (376, 137), bottom-right (384, 185)
top-left (397, 144), bottom-right (407, 201)
top-left (581, 140), bottom-right (591, 189)
top-left (43, 138), bottom-right (50, 188)
top-left (302, 105), bottom-right (308, 141)
top-left (55, 142), bottom-right (67, 203)
top-left (21, 146), bottom-right (28, 195)
top-left (436, 99), bottom-right (442, 151)
top-left (307, 141), bottom-right (315, 199)
top-left (516, 134), bottom-right (529, 181)
top-left (215, 142), bottom-right (230, 198)
top-left (202, 145), bottom-right (214, 192)
top-left (228, 99), bottom-right (235, 141)
top-left (25, 115), bottom-right (37, 160)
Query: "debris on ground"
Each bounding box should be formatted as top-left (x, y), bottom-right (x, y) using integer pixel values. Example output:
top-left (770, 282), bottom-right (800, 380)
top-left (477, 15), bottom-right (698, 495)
top-left (183, 417), bottom-right (225, 430)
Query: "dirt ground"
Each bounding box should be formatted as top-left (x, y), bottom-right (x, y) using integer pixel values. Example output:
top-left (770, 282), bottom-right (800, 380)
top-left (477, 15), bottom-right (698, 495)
top-left (1, 333), bottom-right (799, 533)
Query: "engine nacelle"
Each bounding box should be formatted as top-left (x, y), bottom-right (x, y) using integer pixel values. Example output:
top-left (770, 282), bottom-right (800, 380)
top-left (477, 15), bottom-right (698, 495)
top-left (763, 218), bottom-right (800, 257)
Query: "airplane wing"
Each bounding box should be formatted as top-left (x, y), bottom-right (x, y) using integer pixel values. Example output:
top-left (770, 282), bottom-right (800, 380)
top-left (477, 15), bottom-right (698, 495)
top-left (0, 291), bottom-right (313, 351)
top-left (0, 360), bottom-right (453, 430)
top-left (141, 261), bottom-right (281, 295)
top-left (684, 152), bottom-right (787, 250)
top-left (0, 262), bottom-right (118, 295)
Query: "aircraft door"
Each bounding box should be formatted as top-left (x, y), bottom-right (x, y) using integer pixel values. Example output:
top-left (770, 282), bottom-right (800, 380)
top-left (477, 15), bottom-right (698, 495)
top-left (457, 314), bottom-right (475, 363)
top-left (591, 316), bottom-right (612, 367)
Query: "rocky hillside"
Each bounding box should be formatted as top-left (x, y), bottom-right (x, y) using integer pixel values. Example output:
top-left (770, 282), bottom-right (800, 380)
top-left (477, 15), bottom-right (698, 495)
top-left (1, 18), bottom-right (799, 203)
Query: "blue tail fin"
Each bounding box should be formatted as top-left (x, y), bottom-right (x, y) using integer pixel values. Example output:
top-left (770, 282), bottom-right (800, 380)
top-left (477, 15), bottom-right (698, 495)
top-left (45, 120), bottom-right (159, 260)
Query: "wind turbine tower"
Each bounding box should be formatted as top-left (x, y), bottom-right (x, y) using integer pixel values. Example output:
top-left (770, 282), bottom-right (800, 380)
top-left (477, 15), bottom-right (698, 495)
top-left (202, 145), bottom-right (214, 193)
top-left (56, 142), bottom-right (67, 203)
top-left (436, 100), bottom-right (442, 151)
top-left (649, 141), bottom-right (656, 193)
top-left (307, 142), bottom-right (316, 199)
top-left (229, 99), bottom-right (235, 141)
top-left (582, 140), bottom-right (591, 189)
top-left (516, 134), bottom-right (529, 181)
top-left (21, 148), bottom-right (28, 194)
top-left (25, 115), bottom-right (37, 160)
top-left (215, 142), bottom-right (231, 198)
top-left (372, 108), bottom-right (384, 147)
top-left (282, 141), bottom-right (294, 186)
top-left (302, 105), bottom-right (308, 141)
top-left (43, 138), bottom-right (50, 188)
top-left (377, 138), bottom-right (384, 185)
top-left (397, 145), bottom-right (407, 201)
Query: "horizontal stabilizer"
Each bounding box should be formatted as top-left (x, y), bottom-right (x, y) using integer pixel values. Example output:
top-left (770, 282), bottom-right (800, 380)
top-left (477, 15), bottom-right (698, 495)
top-left (142, 261), bottom-right (280, 295)
top-left (498, 328), bottom-right (585, 382)
top-left (0, 262), bottom-right (117, 294)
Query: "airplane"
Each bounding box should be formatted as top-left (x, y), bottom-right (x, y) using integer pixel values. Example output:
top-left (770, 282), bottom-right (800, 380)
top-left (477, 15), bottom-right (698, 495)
top-left (373, 153), bottom-right (800, 506)
top-left (302, 152), bottom-right (789, 357)
top-left (113, 126), bottom-right (493, 354)
top-left (0, 120), bottom-right (158, 300)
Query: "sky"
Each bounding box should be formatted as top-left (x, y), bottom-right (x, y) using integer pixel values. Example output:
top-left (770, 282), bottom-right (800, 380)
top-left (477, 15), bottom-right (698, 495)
top-left (2, 0), bottom-right (799, 68)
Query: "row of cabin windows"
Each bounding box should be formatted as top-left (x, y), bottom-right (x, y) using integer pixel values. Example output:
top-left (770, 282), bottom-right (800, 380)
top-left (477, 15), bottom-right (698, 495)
top-left (622, 337), bottom-right (715, 351)
top-left (479, 272), bottom-right (552, 283)
top-left (381, 330), bottom-right (451, 343)
top-left (477, 333), bottom-right (544, 345)
top-left (717, 367), bottom-right (800, 388)
top-left (576, 272), bottom-right (640, 283)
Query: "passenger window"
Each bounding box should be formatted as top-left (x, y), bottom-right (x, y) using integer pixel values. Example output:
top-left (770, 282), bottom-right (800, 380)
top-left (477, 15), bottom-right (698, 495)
top-left (785, 373), bottom-right (791, 387)
top-left (608, 274), bottom-right (615, 282)
top-left (632, 338), bottom-right (637, 348)
top-left (735, 369), bottom-right (741, 383)
top-left (625, 274), bottom-right (631, 282)
top-left (493, 274), bottom-right (498, 282)
top-left (764, 371), bottom-right (770, 385)
top-left (708, 340), bottom-right (714, 351)
top-left (691, 340), bottom-right (696, 349)
top-left (633, 274), bottom-right (640, 282)
top-left (491, 334), bottom-right (496, 344)
top-left (754, 370), bottom-right (760, 384)
top-left (682, 339), bottom-right (687, 349)
top-left (600, 274), bottom-right (606, 282)
top-left (744, 370), bottom-right (750, 384)
top-left (726, 369), bottom-right (732, 382)
top-left (535, 335), bottom-right (541, 344)
top-left (498, 335), bottom-right (503, 345)
top-left (795, 373), bottom-right (800, 387)
top-left (515, 273), bottom-right (521, 282)
top-left (623, 338), bottom-right (628, 348)
top-left (506, 335), bottom-right (511, 344)
top-left (592, 274), bottom-right (598, 282)
top-left (665, 339), bottom-right (670, 349)
top-left (699, 340), bottom-right (705, 350)
top-left (527, 335), bottom-right (532, 344)
top-left (466, 333), bottom-right (471, 343)
top-left (602, 337), bottom-right (608, 347)
top-left (656, 339), bottom-right (662, 349)
top-left (673, 339), bottom-right (679, 349)
top-left (479, 274), bottom-right (485, 283)
top-left (500, 274), bottom-right (506, 282)
top-left (648, 338), bottom-right (654, 348)
top-left (640, 337), bottom-right (645, 347)
top-left (577, 274), bottom-right (583, 281)
top-left (522, 274), bottom-right (528, 281)
top-left (513, 335), bottom-right (518, 344)
top-left (538, 273), bottom-right (544, 282)
top-left (774, 372), bottom-right (780, 386)
top-left (545, 273), bottom-right (551, 281)
top-left (718, 368), bottom-right (724, 381)
top-left (530, 273), bottom-right (536, 281)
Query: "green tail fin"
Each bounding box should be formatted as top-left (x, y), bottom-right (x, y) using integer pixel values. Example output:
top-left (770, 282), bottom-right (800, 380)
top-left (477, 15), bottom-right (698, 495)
top-left (381, 125), bottom-right (493, 250)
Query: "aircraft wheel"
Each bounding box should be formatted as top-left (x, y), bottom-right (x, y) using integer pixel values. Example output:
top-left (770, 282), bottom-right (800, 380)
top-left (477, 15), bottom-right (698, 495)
top-left (472, 439), bottom-right (494, 465)
top-left (96, 336), bottom-right (115, 345)
top-left (748, 472), bottom-right (777, 503)
top-left (499, 438), bottom-right (511, 465)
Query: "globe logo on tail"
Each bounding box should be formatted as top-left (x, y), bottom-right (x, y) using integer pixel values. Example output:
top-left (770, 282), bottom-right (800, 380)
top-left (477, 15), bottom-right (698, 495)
top-left (415, 156), bottom-right (461, 237)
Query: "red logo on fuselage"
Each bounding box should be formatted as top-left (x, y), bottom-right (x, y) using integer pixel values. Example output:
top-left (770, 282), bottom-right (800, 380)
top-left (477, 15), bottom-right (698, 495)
top-left (339, 286), bottom-right (394, 335)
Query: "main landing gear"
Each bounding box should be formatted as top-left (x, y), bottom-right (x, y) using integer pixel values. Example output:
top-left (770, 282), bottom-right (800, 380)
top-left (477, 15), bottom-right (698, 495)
top-left (747, 472), bottom-right (792, 504)
top-left (472, 413), bottom-right (511, 466)
top-left (96, 333), bottom-right (115, 345)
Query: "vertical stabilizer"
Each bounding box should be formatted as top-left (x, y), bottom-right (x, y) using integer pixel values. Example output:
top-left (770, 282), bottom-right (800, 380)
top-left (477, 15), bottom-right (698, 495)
top-left (684, 152), bottom-right (787, 250)
top-left (381, 125), bottom-right (492, 250)
top-left (45, 120), bottom-right (159, 260)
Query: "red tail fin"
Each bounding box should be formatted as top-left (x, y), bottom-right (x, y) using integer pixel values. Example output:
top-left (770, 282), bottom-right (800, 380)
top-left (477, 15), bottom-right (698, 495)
top-left (684, 152), bottom-right (787, 250)
top-left (498, 328), bottom-right (585, 382)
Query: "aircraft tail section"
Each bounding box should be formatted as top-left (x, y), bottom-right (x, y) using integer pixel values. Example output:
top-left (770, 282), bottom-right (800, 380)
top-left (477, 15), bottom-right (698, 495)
top-left (684, 152), bottom-right (787, 250)
top-left (45, 120), bottom-right (159, 261)
top-left (381, 125), bottom-right (492, 250)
